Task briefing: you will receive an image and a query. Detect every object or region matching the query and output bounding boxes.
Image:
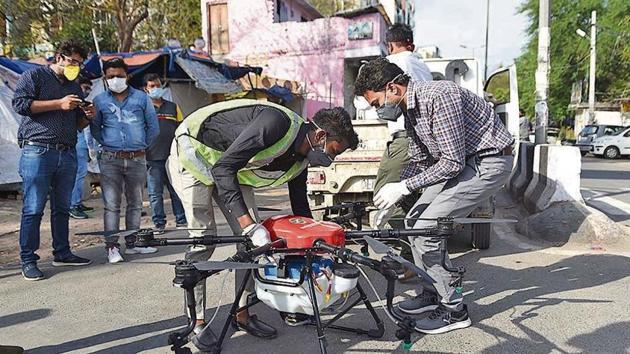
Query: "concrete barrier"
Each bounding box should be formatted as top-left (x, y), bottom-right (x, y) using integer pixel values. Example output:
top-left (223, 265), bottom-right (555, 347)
top-left (523, 145), bottom-right (583, 213)
top-left (507, 142), bottom-right (535, 201)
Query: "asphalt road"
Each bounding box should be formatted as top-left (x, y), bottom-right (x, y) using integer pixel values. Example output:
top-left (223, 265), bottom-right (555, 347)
top-left (1, 190), bottom-right (629, 353)
top-left (580, 155), bottom-right (630, 226)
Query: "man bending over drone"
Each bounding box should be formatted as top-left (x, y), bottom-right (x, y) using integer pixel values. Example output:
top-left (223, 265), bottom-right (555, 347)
top-left (354, 58), bottom-right (514, 334)
top-left (167, 99), bottom-right (358, 338)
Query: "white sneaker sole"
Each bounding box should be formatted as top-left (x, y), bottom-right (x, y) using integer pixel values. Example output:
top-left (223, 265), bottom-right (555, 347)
top-left (397, 304), bottom-right (438, 315)
top-left (23, 273), bottom-right (44, 281)
top-left (416, 317), bottom-right (472, 334)
top-left (108, 257), bottom-right (124, 264)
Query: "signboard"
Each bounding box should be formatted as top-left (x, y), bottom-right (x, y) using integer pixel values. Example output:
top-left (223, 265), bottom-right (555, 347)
top-left (348, 22), bottom-right (373, 40)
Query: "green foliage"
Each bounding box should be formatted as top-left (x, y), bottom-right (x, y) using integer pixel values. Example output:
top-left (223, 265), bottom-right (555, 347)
top-left (133, 0), bottom-right (202, 50)
top-left (516, 0), bottom-right (630, 122)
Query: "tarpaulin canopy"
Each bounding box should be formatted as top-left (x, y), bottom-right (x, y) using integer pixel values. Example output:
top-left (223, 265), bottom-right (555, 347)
top-left (0, 57), bottom-right (40, 75)
top-left (174, 56), bottom-right (242, 95)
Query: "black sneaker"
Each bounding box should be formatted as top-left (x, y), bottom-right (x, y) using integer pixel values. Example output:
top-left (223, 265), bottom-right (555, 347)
top-left (154, 225), bottom-right (165, 235)
top-left (397, 291), bottom-right (439, 314)
top-left (22, 263), bottom-right (44, 281)
top-left (78, 204), bottom-right (95, 213)
top-left (414, 304), bottom-right (472, 334)
top-left (176, 222), bottom-right (188, 229)
top-left (52, 254), bottom-right (92, 267)
top-left (69, 207), bottom-right (88, 219)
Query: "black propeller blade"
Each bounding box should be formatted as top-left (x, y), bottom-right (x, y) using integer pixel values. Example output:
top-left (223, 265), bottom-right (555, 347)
top-left (75, 229), bottom-right (139, 237)
top-left (363, 236), bottom-right (436, 283)
top-left (389, 217), bottom-right (517, 224)
top-left (192, 261), bottom-right (266, 271)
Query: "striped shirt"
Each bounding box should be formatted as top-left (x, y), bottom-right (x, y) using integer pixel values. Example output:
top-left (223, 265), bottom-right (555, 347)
top-left (401, 80), bottom-right (514, 191)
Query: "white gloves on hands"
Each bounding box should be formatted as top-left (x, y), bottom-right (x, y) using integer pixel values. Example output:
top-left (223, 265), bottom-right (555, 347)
top-left (242, 223), bottom-right (271, 247)
top-left (373, 180), bottom-right (411, 210)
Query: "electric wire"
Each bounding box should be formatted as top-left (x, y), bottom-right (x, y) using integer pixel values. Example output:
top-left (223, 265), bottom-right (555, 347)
top-left (206, 270), bottom-right (230, 325)
top-left (356, 264), bottom-right (399, 325)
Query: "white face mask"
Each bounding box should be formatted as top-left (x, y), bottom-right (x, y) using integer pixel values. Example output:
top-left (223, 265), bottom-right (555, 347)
top-left (107, 77), bottom-right (128, 93)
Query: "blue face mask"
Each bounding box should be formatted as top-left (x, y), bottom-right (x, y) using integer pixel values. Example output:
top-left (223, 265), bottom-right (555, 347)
top-left (148, 87), bottom-right (165, 99)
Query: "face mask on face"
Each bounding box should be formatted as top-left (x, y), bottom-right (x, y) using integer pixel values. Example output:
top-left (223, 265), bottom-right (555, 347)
top-left (63, 65), bottom-right (80, 81)
top-left (147, 87), bottom-right (165, 99)
top-left (306, 126), bottom-right (334, 168)
top-left (107, 77), bottom-right (128, 93)
top-left (376, 75), bottom-right (404, 121)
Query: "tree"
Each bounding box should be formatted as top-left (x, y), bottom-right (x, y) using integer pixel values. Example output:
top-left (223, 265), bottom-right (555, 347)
top-left (102, 0), bottom-right (149, 52)
top-left (516, 0), bottom-right (630, 123)
top-left (133, 0), bottom-right (202, 50)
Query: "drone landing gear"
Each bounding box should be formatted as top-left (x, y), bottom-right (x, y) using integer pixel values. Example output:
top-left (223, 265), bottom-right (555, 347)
top-left (303, 255), bottom-right (385, 354)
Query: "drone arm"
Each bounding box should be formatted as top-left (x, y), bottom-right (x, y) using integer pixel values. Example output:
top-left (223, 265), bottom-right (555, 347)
top-left (345, 228), bottom-right (445, 240)
top-left (135, 235), bottom-right (249, 247)
top-left (315, 241), bottom-right (381, 270)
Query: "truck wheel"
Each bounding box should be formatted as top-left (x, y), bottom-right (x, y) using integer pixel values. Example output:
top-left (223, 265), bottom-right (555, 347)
top-left (580, 151), bottom-right (588, 157)
top-left (471, 223), bottom-right (491, 249)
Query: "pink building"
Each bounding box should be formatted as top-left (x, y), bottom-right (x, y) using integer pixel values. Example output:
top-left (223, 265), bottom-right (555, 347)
top-left (201, 0), bottom-right (390, 117)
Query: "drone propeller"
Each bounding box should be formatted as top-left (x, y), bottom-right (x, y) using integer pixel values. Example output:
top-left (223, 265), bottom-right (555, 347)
top-left (75, 229), bottom-right (140, 237)
top-left (75, 228), bottom-right (218, 238)
top-left (192, 261), bottom-right (266, 271)
top-left (363, 236), bottom-right (436, 283)
top-left (257, 207), bottom-right (282, 212)
top-left (389, 217), bottom-right (517, 224)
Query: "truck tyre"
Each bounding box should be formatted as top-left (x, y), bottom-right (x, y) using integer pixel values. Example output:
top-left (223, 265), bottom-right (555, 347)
top-left (580, 151), bottom-right (588, 157)
top-left (471, 223), bottom-right (491, 249)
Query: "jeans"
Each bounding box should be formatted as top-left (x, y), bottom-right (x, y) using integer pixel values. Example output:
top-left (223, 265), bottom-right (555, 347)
top-left (18, 145), bottom-right (77, 264)
top-left (98, 152), bottom-right (147, 248)
top-left (71, 136), bottom-right (89, 208)
top-left (146, 160), bottom-right (187, 227)
top-left (406, 155), bottom-right (514, 310)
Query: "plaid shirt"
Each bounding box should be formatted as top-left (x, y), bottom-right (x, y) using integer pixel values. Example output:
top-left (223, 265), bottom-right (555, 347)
top-left (401, 80), bottom-right (514, 191)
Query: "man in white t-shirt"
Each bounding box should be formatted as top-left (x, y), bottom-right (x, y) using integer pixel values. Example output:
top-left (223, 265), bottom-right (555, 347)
top-left (373, 23), bottom-right (432, 229)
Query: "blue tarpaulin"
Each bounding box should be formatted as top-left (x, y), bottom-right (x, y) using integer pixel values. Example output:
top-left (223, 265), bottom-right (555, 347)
top-left (0, 57), bottom-right (41, 74)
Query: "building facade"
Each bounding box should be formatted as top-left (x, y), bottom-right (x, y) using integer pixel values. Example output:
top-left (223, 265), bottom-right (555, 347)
top-left (201, 0), bottom-right (390, 117)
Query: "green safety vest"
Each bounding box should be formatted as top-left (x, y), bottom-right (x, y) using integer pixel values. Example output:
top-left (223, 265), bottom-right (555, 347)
top-left (174, 99), bottom-right (308, 187)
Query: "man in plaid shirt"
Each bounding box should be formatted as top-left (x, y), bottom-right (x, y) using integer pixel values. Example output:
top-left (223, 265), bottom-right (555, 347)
top-left (355, 58), bottom-right (514, 334)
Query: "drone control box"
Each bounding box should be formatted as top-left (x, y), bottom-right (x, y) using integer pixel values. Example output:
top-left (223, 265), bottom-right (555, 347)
top-left (262, 215), bottom-right (345, 249)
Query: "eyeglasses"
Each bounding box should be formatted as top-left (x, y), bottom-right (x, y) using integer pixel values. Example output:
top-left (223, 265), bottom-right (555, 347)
top-left (62, 54), bottom-right (85, 69)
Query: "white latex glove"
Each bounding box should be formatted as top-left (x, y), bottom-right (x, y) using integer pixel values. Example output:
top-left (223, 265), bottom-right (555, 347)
top-left (373, 181), bottom-right (411, 210)
top-left (242, 223), bottom-right (271, 247)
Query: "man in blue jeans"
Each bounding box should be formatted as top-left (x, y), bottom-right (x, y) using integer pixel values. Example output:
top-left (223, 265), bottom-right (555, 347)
top-left (70, 76), bottom-right (96, 219)
top-left (91, 58), bottom-right (159, 263)
top-left (12, 40), bottom-right (92, 280)
top-left (143, 73), bottom-right (187, 232)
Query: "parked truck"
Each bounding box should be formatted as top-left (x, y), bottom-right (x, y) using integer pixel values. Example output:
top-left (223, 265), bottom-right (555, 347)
top-left (307, 58), bottom-right (520, 249)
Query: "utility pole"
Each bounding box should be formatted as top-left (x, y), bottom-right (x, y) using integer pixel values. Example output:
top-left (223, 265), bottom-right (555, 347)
top-left (588, 10), bottom-right (597, 124)
top-left (534, 0), bottom-right (550, 145)
top-left (483, 0), bottom-right (490, 80)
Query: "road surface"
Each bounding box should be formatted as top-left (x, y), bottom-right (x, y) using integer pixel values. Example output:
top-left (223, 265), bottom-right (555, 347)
top-left (580, 155), bottom-right (630, 227)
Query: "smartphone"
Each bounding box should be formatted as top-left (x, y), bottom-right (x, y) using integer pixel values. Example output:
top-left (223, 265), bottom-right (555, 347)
top-left (79, 100), bottom-right (92, 107)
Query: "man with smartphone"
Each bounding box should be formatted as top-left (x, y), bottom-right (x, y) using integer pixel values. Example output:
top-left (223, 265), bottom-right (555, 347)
top-left (12, 40), bottom-right (93, 280)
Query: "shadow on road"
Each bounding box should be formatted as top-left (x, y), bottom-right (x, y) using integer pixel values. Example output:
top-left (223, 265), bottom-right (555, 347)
top-left (0, 309), bottom-right (52, 329)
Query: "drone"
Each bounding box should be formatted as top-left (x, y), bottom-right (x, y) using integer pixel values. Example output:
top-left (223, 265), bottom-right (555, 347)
top-left (78, 213), bottom-right (515, 354)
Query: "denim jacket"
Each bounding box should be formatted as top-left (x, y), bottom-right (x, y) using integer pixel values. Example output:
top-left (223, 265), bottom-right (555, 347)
top-left (91, 87), bottom-right (159, 152)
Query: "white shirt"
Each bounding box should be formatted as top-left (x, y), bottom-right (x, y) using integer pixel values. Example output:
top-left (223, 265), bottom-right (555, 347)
top-left (385, 51), bottom-right (433, 135)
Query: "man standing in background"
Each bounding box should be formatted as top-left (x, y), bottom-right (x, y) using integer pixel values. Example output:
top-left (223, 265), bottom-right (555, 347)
top-left (143, 73), bottom-right (187, 232)
top-left (12, 40), bottom-right (92, 280)
top-left (91, 58), bottom-right (159, 263)
top-left (372, 23), bottom-right (433, 229)
top-left (69, 76), bottom-right (96, 219)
